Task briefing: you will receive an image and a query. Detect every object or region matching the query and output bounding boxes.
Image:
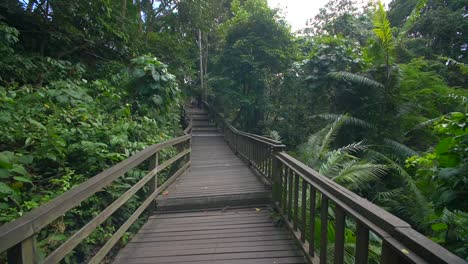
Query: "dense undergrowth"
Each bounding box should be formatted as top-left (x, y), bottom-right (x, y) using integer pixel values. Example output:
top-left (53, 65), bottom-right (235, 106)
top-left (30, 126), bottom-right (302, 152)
top-left (1, 0), bottom-right (467, 262)
top-left (0, 20), bottom-right (183, 261)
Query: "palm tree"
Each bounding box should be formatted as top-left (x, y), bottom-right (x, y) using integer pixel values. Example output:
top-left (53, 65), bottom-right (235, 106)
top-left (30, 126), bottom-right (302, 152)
top-left (299, 114), bottom-right (385, 193)
top-left (300, 113), bottom-right (433, 231)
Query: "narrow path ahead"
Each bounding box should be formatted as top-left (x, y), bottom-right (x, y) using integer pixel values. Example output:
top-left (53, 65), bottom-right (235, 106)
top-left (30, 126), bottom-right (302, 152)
top-left (156, 107), bottom-right (271, 210)
top-left (114, 107), bottom-right (307, 263)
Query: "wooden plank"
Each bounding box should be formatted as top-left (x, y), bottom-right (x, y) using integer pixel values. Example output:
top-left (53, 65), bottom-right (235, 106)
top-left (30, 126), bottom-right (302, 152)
top-left (288, 168), bottom-right (293, 220)
top-left (147, 257), bottom-right (306, 264)
top-left (355, 221), bottom-right (369, 264)
top-left (132, 228), bottom-right (290, 241)
top-left (117, 244), bottom-right (299, 258)
top-left (320, 195), bottom-right (328, 264)
top-left (88, 162), bottom-right (189, 264)
top-left (116, 251), bottom-right (304, 264)
top-left (301, 180), bottom-right (307, 242)
top-left (293, 173), bottom-right (299, 230)
top-left (381, 241), bottom-right (399, 264)
top-left (128, 234), bottom-right (292, 245)
top-left (7, 236), bottom-right (37, 264)
top-left (122, 239), bottom-right (295, 251)
top-left (334, 206), bottom-right (345, 264)
top-left (309, 186), bottom-right (316, 256)
top-left (147, 152), bottom-right (158, 212)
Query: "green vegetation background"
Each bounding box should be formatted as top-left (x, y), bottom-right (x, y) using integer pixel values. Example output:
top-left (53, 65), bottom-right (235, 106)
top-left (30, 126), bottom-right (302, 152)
top-left (0, 0), bottom-right (466, 262)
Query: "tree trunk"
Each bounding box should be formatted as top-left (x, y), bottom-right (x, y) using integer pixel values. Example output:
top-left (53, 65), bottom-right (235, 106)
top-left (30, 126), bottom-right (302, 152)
top-left (121, 0), bottom-right (127, 29)
top-left (136, 0), bottom-right (143, 32)
top-left (199, 29), bottom-right (204, 101)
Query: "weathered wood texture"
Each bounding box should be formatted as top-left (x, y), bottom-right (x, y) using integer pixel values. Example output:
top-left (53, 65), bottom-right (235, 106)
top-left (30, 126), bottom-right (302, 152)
top-left (114, 208), bottom-right (307, 264)
top-left (156, 108), bottom-right (271, 211)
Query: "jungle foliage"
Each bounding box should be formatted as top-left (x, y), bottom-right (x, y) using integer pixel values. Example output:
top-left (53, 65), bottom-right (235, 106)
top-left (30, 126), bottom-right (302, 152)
top-left (0, 0), bottom-right (467, 262)
top-left (205, 0), bottom-right (467, 260)
top-left (0, 0), bottom-right (212, 262)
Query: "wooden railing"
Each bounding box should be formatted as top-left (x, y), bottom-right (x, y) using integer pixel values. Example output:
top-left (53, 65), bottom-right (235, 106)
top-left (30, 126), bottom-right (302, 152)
top-left (204, 102), bottom-right (465, 264)
top-left (0, 112), bottom-right (192, 264)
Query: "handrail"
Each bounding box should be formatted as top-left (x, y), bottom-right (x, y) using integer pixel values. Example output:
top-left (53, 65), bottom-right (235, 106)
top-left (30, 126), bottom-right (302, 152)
top-left (1, 110), bottom-right (193, 264)
top-left (204, 102), bottom-right (465, 264)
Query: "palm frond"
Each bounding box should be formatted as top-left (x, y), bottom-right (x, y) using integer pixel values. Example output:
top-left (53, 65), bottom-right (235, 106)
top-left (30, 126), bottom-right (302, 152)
top-left (318, 115), bottom-right (347, 159)
top-left (311, 113), bottom-right (375, 129)
top-left (333, 161), bottom-right (386, 192)
top-left (263, 129), bottom-right (282, 141)
top-left (373, 1), bottom-right (395, 54)
top-left (412, 117), bottom-right (440, 130)
top-left (300, 126), bottom-right (331, 165)
top-left (319, 150), bottom-right (353, 177)
top-left (397, 0), bottom-right (428, 40)
top-left (327, 71), bottom-right (384, 89)
top-left (372, 188), bottom-right (403, 201)
top-left (337, 141), bottom-right (369, 155)
top-left (365, 149), bottom-right (432, 227)
top-left (383, 138), bottom-right (419, 160)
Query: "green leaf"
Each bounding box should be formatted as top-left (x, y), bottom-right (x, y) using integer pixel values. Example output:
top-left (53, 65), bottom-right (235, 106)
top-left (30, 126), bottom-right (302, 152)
top-left (0, 183), bottom-right (14, 194)
top-left (132, 68), bottom-right (145, 78)
top-left (431, 223), bottom-right (448, 232)
top-left (28, 118), bottom-right (46, 130)
top-left (10, 164), bottom-right (28, 176)
top-left (13, 176), bottom-right (32, 183)
top-left (0, 169), bottom-right (11, 179)
top-left (437, 168), bottom-right (461, 180)
top-left (0, 152), bottom-right (14, 169)
top-left (18, 155), bottom-right (34, 164)
top-left (152, 95), bottom-right (163, 105)
top-left (151, 70), bottom-right (160, 81)
top-left (450, 112), bottom-right (464, 121)
top-left (437, 153), bottom-right (459, 167)
top-left (437, 190), bottom-right (456, 204)
top-left (435, 138), bottom-right (454, 155)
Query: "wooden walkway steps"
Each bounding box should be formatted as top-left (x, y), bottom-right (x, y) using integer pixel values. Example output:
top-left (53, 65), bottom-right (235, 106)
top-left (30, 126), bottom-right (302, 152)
top-left (156, 108), bottom-right (271, 211)
top-left (115, 107), bottom-right (306, 263)
top-left (1, 105), bottom-right (464, 264)
top-left (114, 208), bottom-right (306, 264)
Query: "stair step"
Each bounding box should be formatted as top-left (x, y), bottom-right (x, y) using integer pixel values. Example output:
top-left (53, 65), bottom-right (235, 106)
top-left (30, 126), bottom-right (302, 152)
top-left (193, 121), bottom-right (215, 127)
top-left (156, 192), bottom-right (272, 212)
top-left (193, 127), bottom-right (218, 132)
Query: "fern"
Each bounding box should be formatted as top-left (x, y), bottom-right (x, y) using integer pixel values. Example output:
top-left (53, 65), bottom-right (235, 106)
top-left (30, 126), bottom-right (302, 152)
top-left (373, 1), bottom-right (394, 58)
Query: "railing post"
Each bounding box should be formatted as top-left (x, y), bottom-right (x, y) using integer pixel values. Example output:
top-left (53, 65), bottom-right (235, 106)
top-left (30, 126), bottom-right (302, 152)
top-left (148, 152), bottom-right (158, 212)
top-left (272, 146), bottom-right (286, 204)
top-left (7, 236), bottom-right (38, 264)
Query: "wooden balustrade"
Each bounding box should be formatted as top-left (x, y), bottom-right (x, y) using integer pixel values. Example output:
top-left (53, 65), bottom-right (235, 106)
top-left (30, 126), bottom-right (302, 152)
top-left (203, 101), bottom-right (465, 264)
top-left (0, 112), bottom-right (192, 264)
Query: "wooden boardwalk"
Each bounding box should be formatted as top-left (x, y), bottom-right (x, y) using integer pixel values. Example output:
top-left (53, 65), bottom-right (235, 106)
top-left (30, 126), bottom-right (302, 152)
top-left (115, 107), bottom-right (307, 263)
top-left (156, 108), bottom-right (271, 211)
top-left (114, 209), bottom-right (306, 264)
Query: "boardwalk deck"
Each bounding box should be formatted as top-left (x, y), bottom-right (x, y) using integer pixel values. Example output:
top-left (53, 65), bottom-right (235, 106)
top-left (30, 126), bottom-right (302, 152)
top-left (114, 107), bottom-right (307, 263)
top-left (156, 109), bottom-right (271, 211)
top-left (114, 209), bottom-right (306, 264)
